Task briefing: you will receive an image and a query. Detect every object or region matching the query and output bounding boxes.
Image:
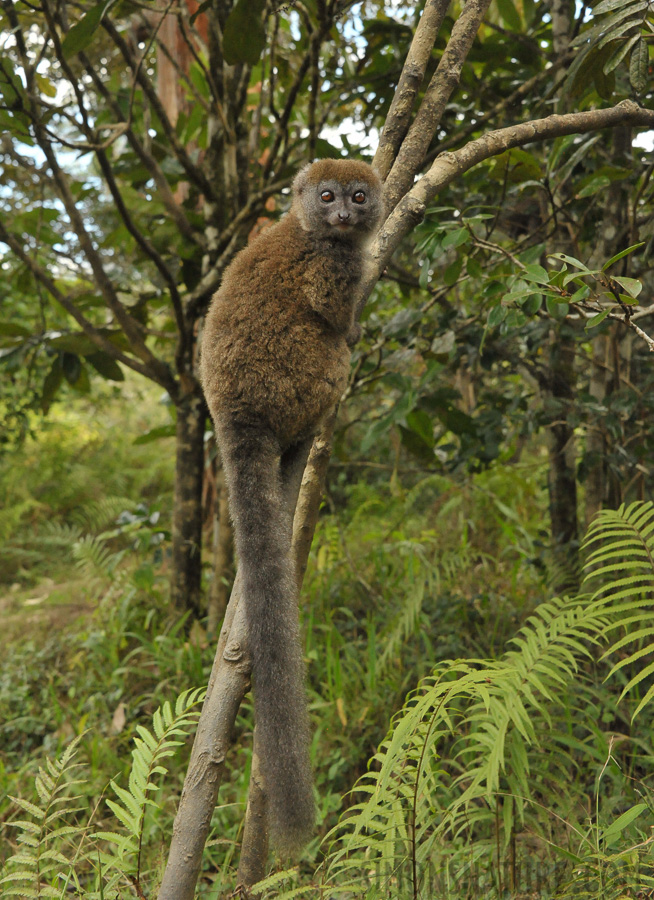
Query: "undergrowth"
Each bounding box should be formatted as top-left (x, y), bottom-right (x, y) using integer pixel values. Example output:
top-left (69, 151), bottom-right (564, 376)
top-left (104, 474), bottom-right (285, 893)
top-left (4, 389), bottom-right (653, 898)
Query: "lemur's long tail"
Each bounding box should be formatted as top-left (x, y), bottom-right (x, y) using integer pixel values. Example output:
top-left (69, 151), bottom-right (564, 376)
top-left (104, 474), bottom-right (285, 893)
top-left (219, 423), bottom-right (315, 855)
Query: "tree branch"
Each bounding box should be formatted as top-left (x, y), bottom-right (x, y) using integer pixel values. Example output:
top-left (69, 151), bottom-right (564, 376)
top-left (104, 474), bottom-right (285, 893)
top-left (373, 0), bottom-right (450, 181)
top-left (80, 54), bottom-right (204, 246)
top-left (383, 0), bottom-right (493, 209)
top-left (102, 17), bottom-right (217, 201)
top-left (0, 221), bottom-right (175, 391)
top-left (367, 101), bottom-right (654, 304)
top-left (33, 127), bottom-right (175, 386)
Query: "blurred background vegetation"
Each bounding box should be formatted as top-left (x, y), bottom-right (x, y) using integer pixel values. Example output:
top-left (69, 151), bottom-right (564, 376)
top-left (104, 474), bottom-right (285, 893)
top-left (1, 0), bottom-right (654, 896)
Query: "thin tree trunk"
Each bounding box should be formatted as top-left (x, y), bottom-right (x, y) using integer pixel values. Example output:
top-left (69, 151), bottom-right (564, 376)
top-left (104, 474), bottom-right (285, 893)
top-left (171, 388), bottom-right (206, 614)
top-left (158, 578), bottom-right (249, 900)
top-left (585, 333), bottom-right (610, 526)
top-left (544, 0), bottom-right (577, 593)
top-left (585, 127), bottom-right (631, 526)
top-left (208, 466), bottom-right (233, 634)
top-left (546, 331), bottom-right (579, 591)
top-left (236, 731), bottom-right (269, 891)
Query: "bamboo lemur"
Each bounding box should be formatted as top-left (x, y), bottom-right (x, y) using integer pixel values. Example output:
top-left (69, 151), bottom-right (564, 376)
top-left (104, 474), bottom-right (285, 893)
top-left (200, 159), bottom-right (383, 854)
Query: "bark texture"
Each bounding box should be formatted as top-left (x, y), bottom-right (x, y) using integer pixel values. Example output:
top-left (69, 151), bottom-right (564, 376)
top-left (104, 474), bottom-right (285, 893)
top-left (171, 389), bottom-right (206, 614)
top-left (158, 583), bottom-right (248, 899)
top-left (545, 331), bottom-right (579, 592)
top-left (208, 467), bottom-right (234, 634)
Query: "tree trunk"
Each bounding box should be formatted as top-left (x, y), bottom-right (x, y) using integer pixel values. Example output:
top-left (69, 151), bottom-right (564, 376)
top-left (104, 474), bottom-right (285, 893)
top-left (207, 466), bottom-right (233, 634)
top-left (541, 3), bottom-right (578, 592)
top-left (585, 127), bottom-right (631, 526)
top-left (171, 388), bottom-right (206, 614)
top-left (584, 333), bottom-right (610, 526)
top-left (546, 330), bottom-right (579, 592)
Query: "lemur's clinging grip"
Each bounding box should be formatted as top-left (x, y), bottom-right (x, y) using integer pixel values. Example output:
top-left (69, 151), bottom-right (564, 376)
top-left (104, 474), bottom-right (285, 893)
top-left (200, 159), bottom-right (383, 854)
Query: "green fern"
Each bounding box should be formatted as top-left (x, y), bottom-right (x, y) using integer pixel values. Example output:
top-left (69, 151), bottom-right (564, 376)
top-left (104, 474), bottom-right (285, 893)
top-left (94, 687), bottom-right (205, 885)
top-left (70, 496), bottom-right (137, 532)
top-left (300, 502), bottom-right (654, 899)
top-left (0, 735), bottom-right (86, 899)
top-left (585, 501), bottom-right (654, 718)
top-left (377, 542), bottom-right (484, 679)
top-left (72, 533), bottom-right (125, 577)
top-left (1, 689), bottom-right (205, 899)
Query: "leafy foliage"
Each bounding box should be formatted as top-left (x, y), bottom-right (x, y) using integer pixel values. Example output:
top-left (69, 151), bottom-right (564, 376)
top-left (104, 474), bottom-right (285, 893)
top-left (0, 690), bottom-right (204, 899)
top-left (94, 688), bottom-right (204, 885)
top-left (0, 735), bottom-right (86, 898)
top-left (588, 501), bottom-right (654, 719)
top-left (257, 501), bottom-right (654, 899)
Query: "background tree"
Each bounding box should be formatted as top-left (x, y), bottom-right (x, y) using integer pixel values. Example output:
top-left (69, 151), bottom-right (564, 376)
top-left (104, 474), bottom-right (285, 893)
top-left (0, 0), bottom-right (385, 613)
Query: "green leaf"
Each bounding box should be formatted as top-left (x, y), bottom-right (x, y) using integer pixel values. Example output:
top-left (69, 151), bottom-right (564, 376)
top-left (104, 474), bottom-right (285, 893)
top-left (522, 295), bottom-right (542, 316)
top-left (598, 21), bottom-right (640, 51)
top-left (572, 1), bottom-right (648, 47)
top-left (549, 253), bottom-right (592, 273)
top-left (488, 305), bottom-right (507, 327)
top-left (586, 309), bottom-right (610, 330)
top-left (602, 241), bottom-right (645, 271)
top-left (48, 332), bottom-right (97, 355)
top-left (629, 36), bottom-right (649, 93)
top-left (594, 0), bottom-right (641, 14)
top-left (62, 352), bottom-right (82, 385)
top-left (603, 802), bottom-right (649, 846)
top-left (133, 424), bottom-right (176, 445)
top-left (405, 409), bottom-right (434, 449)
top-left (35, 73), bottom-right (57, 98)
top-left (441, 227), bottom-right (469, 250)
top-left (223, 0), bottom-right (266, 66)
top-left (466, 257), bottom-right (483, 279)
top-left (603, 33), bottom-right (640, 72)
top-left (71, 364), bottom-right (91, 394)
top-left (496, 0), bottom-right (522, 31)
top-left (611, 275), bottom-right (642, 298)
top-left (0, 58), bottom-right (23, 107)
top-left (41, 358), bottom-right (63, 412)
top-left (546, 297), bottom-right (569, 319)
top-left (594, 63), bottom-right (616, 100)
top-left (61, 0), bottom-right (116, 58)
top-left (189, 0), bottom-right (211, 25)
top-left (569, 284), bottom-right (590, 303)
top-left (522, 264), bottom-right (549, 285)
top-left (10, 797), bottom-right (46, 819)
top-left (443, 256), bottom-right (463, 287)
top-left (577, 175), bottom-right (611, 198)
top-left (61, 0), bottom-right (115, 59)
top-left (0, 322), bottom-right (31, 337)
top-left (86, 352), bottom-right (124, 381)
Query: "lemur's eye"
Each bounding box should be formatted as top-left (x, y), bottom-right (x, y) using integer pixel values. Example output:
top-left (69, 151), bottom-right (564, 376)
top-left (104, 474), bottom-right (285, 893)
top-left (352, 191), bottom-right (366, 204)
top-left (320, 190), bottom-right (335, 202)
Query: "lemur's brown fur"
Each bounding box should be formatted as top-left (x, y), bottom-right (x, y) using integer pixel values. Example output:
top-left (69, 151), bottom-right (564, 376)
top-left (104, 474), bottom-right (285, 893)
top-left (200, 159), bottom-right (383, 854)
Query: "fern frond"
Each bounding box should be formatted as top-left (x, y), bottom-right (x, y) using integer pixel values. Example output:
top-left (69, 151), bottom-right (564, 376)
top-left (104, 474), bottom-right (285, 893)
top-left (0, 735), bottom-right (86, 900)
top-left (582, 502), bottom-right (654, 719)
top-left (94, 686), bottom-right (204, 882)
top-left (72, 534), bottom-right (124, 576)
top-left (322, 593), bottom-right (621, 893)
top-left (70, 496), bottom-right (137, 531)
top-left (377, 568), bottom-right (430, 676)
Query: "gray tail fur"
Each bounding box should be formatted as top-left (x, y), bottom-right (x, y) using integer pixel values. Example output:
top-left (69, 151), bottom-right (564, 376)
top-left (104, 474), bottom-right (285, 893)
top-left (218, 423), bottom-right (315, 856)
